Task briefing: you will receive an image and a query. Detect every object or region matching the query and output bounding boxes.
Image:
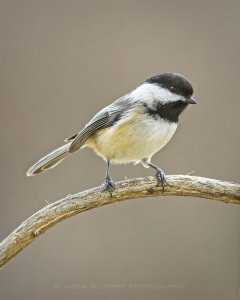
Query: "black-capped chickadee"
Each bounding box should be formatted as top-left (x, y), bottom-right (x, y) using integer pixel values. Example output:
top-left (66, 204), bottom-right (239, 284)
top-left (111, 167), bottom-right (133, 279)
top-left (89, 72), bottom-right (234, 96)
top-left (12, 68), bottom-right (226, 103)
top-left (27, 73), bottom-right (197, 194)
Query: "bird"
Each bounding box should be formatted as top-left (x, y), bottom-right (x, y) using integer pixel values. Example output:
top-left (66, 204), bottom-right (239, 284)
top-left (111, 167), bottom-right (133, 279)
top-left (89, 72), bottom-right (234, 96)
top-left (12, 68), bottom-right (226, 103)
top-left (27, 73), bottom-right (197, 195)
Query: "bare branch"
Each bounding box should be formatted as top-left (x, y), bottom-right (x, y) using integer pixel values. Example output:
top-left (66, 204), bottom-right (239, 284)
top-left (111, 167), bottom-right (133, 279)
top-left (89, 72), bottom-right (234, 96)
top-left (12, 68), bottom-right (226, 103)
top-left (0, 175), bottom-right (239, 268)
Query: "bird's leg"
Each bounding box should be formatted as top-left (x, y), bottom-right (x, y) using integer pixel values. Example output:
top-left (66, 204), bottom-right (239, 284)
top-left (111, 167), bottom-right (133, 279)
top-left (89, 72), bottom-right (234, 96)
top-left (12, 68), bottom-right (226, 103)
top-left (146, 162), bottom-right (168, 193)
top-left (102, 160), bottom-right (115, 196)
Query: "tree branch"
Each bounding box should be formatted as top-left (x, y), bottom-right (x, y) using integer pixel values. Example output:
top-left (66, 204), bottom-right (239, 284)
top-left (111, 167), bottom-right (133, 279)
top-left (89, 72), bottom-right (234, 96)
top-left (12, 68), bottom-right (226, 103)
top-left (1, 175), bottom-right (240, 268)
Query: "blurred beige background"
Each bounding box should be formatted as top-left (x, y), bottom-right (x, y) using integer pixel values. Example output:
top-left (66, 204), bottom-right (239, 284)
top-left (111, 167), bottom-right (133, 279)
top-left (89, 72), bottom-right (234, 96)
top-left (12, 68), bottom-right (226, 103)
top-left (0, 0), bottom-right (240, 299)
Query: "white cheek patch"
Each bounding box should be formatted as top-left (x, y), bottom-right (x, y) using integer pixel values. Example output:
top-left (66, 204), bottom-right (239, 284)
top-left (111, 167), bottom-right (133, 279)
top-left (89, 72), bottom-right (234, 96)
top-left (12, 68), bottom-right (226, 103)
top-left (129, 83), bottom-right (183, 104)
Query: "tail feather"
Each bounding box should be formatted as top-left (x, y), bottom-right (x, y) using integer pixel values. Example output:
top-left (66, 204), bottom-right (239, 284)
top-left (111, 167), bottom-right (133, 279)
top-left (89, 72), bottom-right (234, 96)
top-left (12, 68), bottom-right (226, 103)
top-left (26, 142), bottom-right (71, 176)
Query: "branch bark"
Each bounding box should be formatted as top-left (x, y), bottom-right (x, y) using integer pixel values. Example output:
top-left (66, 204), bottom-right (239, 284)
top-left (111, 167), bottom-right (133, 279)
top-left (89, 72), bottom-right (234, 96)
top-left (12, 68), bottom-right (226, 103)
top-left (1, 175), bottom-right (240, 268)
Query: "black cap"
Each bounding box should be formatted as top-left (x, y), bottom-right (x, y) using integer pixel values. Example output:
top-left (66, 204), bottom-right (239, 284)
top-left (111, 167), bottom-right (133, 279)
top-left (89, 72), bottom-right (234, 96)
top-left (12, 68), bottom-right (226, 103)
top-left (145, 73), bottom-right (193, 98)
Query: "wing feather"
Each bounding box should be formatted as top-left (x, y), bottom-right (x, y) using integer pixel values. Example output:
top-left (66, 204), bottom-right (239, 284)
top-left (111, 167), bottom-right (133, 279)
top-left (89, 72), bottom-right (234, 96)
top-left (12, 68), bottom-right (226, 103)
top-left (69, 105), bottom-right (124, 153)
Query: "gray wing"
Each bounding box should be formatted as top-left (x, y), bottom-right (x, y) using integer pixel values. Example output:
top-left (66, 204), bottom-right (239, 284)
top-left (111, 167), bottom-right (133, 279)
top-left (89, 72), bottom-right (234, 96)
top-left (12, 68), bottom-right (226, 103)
top-left (68, 105), bottom-right (124, 153)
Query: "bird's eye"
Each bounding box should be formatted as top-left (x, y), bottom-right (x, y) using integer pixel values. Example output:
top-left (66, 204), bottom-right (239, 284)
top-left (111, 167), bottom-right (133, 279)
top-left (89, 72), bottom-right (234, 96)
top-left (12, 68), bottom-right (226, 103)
top-left (170, 86), bottom-right (176, 93)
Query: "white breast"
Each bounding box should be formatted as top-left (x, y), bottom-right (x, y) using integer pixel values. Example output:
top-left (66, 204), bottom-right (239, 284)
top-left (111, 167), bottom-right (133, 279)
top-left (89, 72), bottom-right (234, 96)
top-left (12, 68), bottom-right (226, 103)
top-left (86, 109), bottom-right (178, 164)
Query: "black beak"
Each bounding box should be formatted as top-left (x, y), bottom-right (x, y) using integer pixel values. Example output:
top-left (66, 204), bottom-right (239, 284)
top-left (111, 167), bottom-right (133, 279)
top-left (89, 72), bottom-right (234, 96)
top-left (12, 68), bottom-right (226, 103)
top-left (187, 97), bottom-right (197, 104)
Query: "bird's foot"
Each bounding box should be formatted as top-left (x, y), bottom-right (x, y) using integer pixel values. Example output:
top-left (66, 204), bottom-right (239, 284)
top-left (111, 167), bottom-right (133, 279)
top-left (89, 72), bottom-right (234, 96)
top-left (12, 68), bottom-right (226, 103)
top-left (155, 168), bottom-right (168, 193)
top-left (101, 175), bottom-right (116, 197)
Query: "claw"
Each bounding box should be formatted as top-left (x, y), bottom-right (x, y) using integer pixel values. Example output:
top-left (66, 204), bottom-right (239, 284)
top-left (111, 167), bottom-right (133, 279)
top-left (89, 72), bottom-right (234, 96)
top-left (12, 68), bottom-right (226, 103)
top-left (101, 175), bottom-right (116, 197)
top-left (155, 168), bottom-right (168, 193)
